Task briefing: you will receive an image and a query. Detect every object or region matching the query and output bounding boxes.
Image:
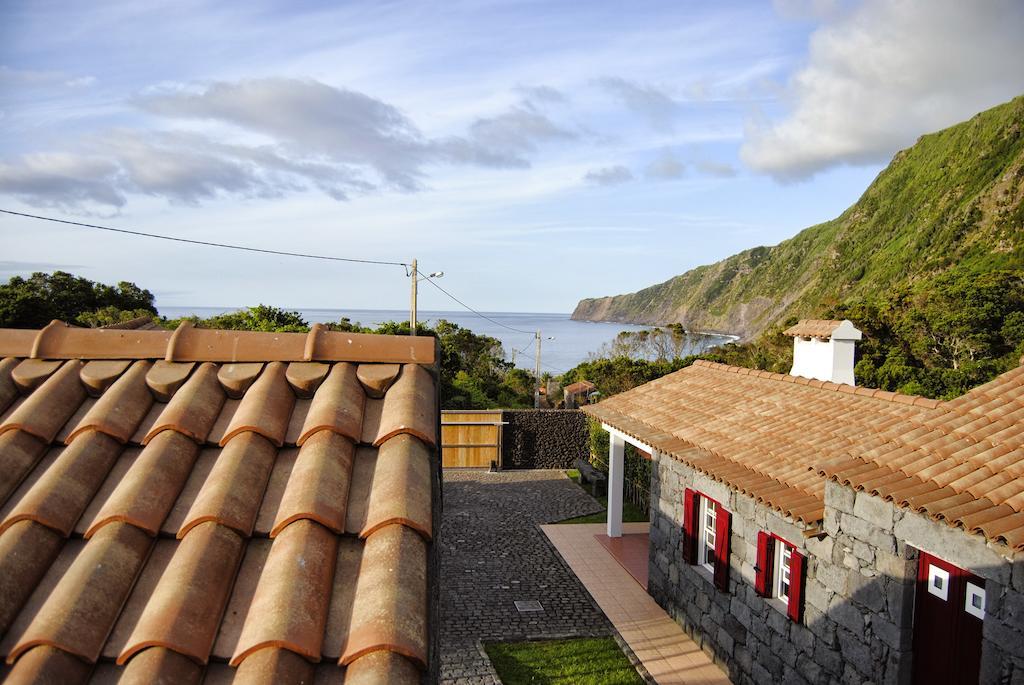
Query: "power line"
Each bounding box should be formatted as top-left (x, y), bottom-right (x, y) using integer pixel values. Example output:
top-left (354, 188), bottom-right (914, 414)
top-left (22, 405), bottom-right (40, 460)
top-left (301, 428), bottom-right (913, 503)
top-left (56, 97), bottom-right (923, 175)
top-left (0, 209), bottom-right (409, 268)
top-left (2, 208), bottom-right (562, 359)
top-left (419, 273), bottom-right (536, 336)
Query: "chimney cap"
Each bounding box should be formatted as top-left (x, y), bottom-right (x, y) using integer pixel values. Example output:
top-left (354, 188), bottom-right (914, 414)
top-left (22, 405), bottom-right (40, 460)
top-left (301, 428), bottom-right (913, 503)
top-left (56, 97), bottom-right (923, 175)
top-left (783, 319), bottom-right (862, 341)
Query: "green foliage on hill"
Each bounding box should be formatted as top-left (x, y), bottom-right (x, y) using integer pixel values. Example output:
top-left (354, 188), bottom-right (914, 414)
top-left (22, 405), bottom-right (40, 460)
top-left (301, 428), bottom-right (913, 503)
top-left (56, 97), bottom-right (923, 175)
top-left (167, 304), bottom-right (310, 332)
top-left (0, 271), bottom-right (157, 329)
top-left (573, 95), bottom-right (1024, 339)
top-left (169, 304), bottom-right (533, 409)
top-left (565, 266), bottom-right (1024, 403)
top-left (0, 275), bottom-right (533, 410)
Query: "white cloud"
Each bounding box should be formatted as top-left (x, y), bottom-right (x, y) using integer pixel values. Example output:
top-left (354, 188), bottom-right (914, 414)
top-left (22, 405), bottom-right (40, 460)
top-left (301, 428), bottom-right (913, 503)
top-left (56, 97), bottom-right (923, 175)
top-left (584, 165), bottom-right (633, 186)
top-left (743, 0), bottom-right (1024, 180)
top-left (1, 78), bottom-right (581, 210)
top-left (695, 159), bottom-right (736, 178)
top-left (645, 150), bottom-right (686, 179)
top-left (599, 77), bottom-right (680, 132)
top-left (0, 153), bottom-right (125, 210)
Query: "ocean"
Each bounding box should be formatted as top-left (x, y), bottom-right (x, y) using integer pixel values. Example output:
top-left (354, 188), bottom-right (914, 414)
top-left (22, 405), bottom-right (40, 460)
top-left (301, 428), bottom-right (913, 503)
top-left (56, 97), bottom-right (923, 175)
top-left (158, 307), bottom-right (730, 373)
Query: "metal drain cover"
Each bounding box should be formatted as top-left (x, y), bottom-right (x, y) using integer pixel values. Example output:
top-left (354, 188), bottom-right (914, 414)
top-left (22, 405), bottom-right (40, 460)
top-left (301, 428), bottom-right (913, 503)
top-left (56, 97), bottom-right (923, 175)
top-left (514, 600), bottom-right (544, 613)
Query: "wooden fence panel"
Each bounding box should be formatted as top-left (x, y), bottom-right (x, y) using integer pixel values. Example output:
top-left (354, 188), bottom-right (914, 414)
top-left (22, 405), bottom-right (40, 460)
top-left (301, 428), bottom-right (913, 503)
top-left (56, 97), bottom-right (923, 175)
top-left (441, 410), bottom-right (503, 468)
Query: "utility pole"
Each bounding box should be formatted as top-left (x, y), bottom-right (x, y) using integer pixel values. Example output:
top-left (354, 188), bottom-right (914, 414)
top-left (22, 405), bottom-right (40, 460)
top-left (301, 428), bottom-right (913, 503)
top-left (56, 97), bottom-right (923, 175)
top-left (534, 330), bottom-right (541, 408)
top-left (409, 258), bottom-right (417, 336)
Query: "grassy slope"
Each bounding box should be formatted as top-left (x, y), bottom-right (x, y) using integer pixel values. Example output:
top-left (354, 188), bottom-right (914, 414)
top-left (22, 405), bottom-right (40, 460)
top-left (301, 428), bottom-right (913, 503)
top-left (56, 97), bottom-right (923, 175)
top-left (485, 637), bottom-right (644, 685)
top-left (572, 95), bottom-right (1024, 338)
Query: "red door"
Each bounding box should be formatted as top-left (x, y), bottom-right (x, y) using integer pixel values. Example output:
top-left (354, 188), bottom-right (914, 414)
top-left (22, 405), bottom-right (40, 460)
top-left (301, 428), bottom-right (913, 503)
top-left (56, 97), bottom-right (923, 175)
top-left (912, 551), bottom-right (985, 685)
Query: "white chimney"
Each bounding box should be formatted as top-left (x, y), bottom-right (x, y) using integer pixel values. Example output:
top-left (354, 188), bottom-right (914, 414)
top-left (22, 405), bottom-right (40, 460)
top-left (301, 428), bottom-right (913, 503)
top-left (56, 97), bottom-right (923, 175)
top-left (783, 319), bottom-right (862, 386)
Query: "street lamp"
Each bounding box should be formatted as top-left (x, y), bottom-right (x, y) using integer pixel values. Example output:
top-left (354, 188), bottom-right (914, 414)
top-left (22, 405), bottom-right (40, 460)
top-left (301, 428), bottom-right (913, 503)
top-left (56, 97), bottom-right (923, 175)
top-left (409, 259), bottom-right (443, 336)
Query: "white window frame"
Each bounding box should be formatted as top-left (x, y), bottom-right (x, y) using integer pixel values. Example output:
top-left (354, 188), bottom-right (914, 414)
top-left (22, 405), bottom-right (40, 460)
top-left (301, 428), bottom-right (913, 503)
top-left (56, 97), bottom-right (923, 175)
top-left (697, 496), bottom-right (718, 573)
top-left (774, 539), bottom-right (794, 603)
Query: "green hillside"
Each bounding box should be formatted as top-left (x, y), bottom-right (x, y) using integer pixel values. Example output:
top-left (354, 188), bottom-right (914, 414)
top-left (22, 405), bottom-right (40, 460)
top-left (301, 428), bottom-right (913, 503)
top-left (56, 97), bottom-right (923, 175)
top-left (572, 95), bottom-right (1024, 338)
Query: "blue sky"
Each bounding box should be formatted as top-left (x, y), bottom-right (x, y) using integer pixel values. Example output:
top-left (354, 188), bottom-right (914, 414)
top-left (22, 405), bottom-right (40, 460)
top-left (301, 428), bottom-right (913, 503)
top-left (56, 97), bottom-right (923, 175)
top-left (1, 0), bottom-right (1022, 314)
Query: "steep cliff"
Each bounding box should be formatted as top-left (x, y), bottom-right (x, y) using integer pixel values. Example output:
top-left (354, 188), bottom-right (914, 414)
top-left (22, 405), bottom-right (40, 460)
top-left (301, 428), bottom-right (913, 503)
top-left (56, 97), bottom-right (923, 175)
top-left (572, 96), bottom-right (1024, 339)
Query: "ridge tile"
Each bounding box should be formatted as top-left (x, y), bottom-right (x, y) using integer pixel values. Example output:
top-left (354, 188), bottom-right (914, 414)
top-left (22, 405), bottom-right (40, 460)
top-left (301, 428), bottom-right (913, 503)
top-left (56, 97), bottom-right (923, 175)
top-left (112, 646), bottom-right (203, 685)
top-left (80, 360), bottom-right (131, 397)
top-left (85, 430), bottom-right (200, 538)
top-left (144, 362), bottom-right (226, 445)
top-left (6, 522), bottom-right (151, 664)
top-left (0, 521), bottom-right (63, 636)
top-left (356, 363), bottom-right (401, 399)
top-left (120, 522), bottom-right (244, 665)
top-left (5, 645), bottom-right (91, 684)
top-left (360, 434), bottom-right (432, 540)
top-left (0, 360), bottom-right (86, 443)
top-left (220, 361), bottom-right (295, 447)
top-left (297, 362), bottom-right (364, 445)
top-left (0, 358), bottom-right (21, 414)
top-left (270, 430), bottom-right (354, 537)
top-left (66, 360), bottom-right (153, 444)
top-left (145, 361), bottom-right (195, 402)
top-left (286, 362), bottom-right (330, 399)
top-left (345, 650), bottom-right (422, 685)
top-left (373, 364), bottom-right (436, 447)
top-left (230, 646), bottom-right (316, 684)
top-left (217, 362), bottom-right (265, 399)
top-left (9, 359), bottom-right (62, 394)
top-left (230, 519), bottom-right (338, 666)
top-left (0, 432), bottom-right (122, 537)
top-left (0, 431), bottom-right (47, 507)
top-left (340, 523), bottom-right (427, 668)
top-left (179, 433), bottom-right (277, 538)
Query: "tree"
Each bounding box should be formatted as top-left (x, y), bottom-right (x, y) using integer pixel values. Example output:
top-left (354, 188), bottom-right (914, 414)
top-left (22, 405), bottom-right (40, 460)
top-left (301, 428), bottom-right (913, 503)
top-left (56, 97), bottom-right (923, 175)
top-left (0, 271), bottom-right (157, 328)
top-left (168, 305), bottom-right (309, 332)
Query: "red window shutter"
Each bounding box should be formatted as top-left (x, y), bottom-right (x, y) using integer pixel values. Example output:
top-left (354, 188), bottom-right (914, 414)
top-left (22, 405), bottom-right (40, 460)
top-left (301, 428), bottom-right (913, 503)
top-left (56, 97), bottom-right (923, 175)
top-left (754, 531), bottom-right (774, 597)
top-left (787, 550), bottom-right (806, 622)
top-left (682, 488), bottom-right (698, 564)
top-left (713, 508), bottom-right (731, 591)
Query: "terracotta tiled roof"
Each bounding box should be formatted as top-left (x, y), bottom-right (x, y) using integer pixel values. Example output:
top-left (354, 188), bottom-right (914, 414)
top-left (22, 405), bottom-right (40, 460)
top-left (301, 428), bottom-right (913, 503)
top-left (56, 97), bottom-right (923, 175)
top-left (782, 319), bottom-right (845, 338)
top-left (0, 323), bottom-right (439, 683)
top-left (585, 359), bottom-right (1024, 550)
top-left (564, 380), bottom-right (596, 395)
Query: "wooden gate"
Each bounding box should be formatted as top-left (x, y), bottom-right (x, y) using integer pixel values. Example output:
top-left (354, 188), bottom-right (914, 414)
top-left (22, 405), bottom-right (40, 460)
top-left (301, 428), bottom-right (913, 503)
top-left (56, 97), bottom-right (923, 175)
top-left (441, 410), bottom-right (504, 468)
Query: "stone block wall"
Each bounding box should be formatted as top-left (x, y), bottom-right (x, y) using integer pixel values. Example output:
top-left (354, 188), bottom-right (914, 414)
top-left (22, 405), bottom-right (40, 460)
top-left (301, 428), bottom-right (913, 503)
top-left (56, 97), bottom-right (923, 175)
top-left (647, 450), bottom-right (1024, 685)
top-left (500, 409), bottom-right (588, 469)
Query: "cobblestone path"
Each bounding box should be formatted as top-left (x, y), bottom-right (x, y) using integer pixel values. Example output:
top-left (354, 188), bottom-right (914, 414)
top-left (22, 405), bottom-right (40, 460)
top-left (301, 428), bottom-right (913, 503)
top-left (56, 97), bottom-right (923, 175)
top-left (440, 470), bottom-right (611, 684)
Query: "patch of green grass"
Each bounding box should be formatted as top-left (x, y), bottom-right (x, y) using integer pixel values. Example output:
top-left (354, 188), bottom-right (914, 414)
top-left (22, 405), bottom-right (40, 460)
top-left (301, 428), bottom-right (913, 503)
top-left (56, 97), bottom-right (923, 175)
top-left (560, 470), bottom-right (648, 524)
top-left (484, 637), bottom-right (643, 685)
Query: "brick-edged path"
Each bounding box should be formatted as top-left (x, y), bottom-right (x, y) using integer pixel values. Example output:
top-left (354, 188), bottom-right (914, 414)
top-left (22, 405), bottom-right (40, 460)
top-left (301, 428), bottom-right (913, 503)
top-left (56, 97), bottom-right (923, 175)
top-left (439, 470), bottom-right (611, 684)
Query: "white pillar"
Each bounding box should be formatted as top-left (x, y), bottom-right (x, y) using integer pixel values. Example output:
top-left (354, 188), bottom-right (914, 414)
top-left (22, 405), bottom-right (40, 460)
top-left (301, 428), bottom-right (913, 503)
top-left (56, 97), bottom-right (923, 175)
top-left (607, 432), bottom-right (624, 538)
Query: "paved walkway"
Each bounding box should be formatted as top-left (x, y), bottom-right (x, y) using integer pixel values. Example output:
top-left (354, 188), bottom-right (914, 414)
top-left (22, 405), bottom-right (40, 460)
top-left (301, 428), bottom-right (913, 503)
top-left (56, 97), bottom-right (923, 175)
top-left (439, 470), bottom-right (612, 684)
top-left (543, 522), bottom-right (732, 685)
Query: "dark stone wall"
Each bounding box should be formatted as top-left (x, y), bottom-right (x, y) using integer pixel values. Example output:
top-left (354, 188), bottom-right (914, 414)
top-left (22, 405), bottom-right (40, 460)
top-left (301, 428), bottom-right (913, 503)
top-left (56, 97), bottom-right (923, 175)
top-left (500, 409), bottom-right (588, 469)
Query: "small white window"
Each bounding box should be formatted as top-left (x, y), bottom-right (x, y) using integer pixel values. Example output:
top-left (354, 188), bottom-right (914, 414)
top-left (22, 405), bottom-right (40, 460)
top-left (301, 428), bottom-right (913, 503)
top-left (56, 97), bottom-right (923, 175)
top-left (927, 564), bottom-right (950, 601)
top-left (775, 540), bottom-right (794, 602)
top-left (964, 582), bottom-right (985, 619)
top-left (698, 498), bottom-right (717, 572)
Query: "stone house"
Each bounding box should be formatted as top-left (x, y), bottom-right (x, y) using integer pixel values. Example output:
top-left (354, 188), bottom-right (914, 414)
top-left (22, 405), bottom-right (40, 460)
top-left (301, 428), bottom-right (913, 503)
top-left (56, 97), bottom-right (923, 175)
top-left (584, 320), bottom-right (1024, 685)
